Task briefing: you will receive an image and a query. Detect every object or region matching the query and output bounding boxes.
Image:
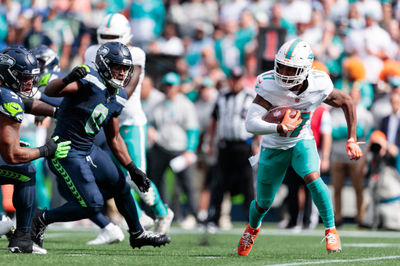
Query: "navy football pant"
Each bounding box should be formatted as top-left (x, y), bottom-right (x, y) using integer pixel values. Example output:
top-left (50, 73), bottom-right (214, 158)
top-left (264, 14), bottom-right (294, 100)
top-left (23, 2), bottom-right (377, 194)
top-left (0, 161), bottom-right (36, 232)
top-left (46, 146), bottom-right (142, 232)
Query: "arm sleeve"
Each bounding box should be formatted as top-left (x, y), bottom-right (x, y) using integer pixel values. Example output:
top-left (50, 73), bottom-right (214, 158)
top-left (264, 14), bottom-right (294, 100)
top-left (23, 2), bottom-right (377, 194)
top-left (186, 129), bottom-right (200, 151)
top-left (245, 103), bottom-right (278, 135)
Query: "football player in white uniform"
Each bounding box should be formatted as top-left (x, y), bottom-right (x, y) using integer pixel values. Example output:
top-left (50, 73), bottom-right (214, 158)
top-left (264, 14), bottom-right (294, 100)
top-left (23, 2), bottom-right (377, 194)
top-left (237, 39), bottom-right (362, 255)
top-left (84, 13), bottom-right (173, 244)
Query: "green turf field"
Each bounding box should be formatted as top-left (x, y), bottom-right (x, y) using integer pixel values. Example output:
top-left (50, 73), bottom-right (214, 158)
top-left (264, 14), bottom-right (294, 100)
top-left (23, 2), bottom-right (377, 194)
top-left (1, 223), bottom-right (400, 266)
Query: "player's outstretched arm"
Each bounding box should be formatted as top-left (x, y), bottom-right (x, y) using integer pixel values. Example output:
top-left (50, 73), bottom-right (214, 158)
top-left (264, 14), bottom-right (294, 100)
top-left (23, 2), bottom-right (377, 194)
top-left (0, 115), bottom-right (70, 164)
top-left (45, 66), bottom-right (87, 97)
top-left (324, 88), bottom-right (362, 160)
top-left (104, 116), bottom-right (150, 192)
top-left (245, 94), bottom-right (278, 135)
top-left (22, 98), bottom-right (57, 117)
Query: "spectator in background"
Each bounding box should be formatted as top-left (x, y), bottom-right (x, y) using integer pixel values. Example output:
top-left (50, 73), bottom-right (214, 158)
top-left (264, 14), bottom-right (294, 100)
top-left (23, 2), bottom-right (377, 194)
top-left (193, 77), bottom-right (219, 222)
top-left (371, 76), bottom-right (400, 130)
top-left (334, 57), bottom-right (374, 110)
top-left (205, 67), bottom-right (256, 230)
top-left (313, 20), bottom-right (344, 80)
top-left (360, 130), bottom-right (400, 230)
top-left (330, 85), bottom-right (373, 226)
top-left (0, 13), bottom-right (7, 51)
top-left (149, 22), bottom-right (184, 56)
top-left (185, 21), bottom-right (215, 78)
top-left (269, 2), bottom-right (297, 40)
top-left (129, 0), bottom-right (166, 49)
top-left (379, 85), bottom-right (400, 151)
top-left (141, 76), bottom-right (165, 121)
top-left (42, 4), bottom-right (75, 70)
top-left (147, 72), bottom-right (200, 230)
top-left (168, 0), bottom-right (218, 38)
top-left (23, 13), bottom-right (53, 50)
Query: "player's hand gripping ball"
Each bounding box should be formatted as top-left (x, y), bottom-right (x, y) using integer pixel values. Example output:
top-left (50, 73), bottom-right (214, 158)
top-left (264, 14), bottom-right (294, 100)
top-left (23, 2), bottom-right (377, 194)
top-left (263, 107), bottom-right (302, 134)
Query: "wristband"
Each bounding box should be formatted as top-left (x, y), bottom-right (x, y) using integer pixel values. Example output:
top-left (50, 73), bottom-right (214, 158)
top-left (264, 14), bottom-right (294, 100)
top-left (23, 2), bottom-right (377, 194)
top-left (125, 161), bottom-right (136, 172)
top-left (38, 146), bottom-right (49, 157)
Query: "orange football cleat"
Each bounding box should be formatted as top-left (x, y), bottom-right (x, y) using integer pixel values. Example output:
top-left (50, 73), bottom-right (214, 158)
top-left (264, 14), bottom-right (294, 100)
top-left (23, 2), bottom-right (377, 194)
top-left (324, 228), bottom-right (342, 253)
top-left (237, 224), bottom-right (260, 256)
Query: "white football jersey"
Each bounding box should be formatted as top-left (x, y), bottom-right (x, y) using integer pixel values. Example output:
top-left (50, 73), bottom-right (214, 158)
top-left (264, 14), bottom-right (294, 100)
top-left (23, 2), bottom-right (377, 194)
top-left (255, 69), bottom-right (333, 150)
top-left (84, 44), bottom-right (147, 126)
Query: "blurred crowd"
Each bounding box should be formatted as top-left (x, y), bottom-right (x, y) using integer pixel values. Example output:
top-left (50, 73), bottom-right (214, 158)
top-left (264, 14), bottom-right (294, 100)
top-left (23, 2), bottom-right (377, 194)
top-left (2, 0), bottom-right (400, 231)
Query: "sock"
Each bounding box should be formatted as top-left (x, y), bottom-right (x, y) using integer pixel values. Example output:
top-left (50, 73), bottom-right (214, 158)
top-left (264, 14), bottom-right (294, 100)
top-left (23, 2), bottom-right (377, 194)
top-left (307, 178), bottom-right (335, 229)
top-left (148, 182), bottom-right (168, 217)
top-left (249, 200), bottom-right (268, 229)
top-left (131, 189), bottom-right (142, 218)
top-left (90, 212), bottom-right (110, 229)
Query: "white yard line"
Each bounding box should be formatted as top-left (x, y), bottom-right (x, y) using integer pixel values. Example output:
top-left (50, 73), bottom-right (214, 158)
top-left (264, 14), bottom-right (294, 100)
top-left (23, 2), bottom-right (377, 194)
top-left (265, 256), bottom-right (400, 266)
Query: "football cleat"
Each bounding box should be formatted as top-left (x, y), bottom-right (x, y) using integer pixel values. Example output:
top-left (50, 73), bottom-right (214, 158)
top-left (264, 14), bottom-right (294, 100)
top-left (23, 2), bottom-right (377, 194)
top-left (87, 223), bottom-right (125, 245)
top-left (30, 209), bottom-right (47, 248)
top-left (8, 229), bottom-right (47, 254)
top-left (237, 224), bottom-right (260, 256)
top-left (0, 214), bottom-right (14, 237)
top-left (129, 230), bottom-right (171, 249)
top-left (154, 208), bottom-right (174, 235)
top-left (323, 228), bottom-right (342, 253)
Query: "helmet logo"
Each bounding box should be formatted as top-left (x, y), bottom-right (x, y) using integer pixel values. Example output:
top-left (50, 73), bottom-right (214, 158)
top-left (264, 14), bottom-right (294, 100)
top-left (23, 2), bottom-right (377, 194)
top-left (98, 46), bottom-right (110, 57)
top-left (0, 54), bottom-right (15, 67)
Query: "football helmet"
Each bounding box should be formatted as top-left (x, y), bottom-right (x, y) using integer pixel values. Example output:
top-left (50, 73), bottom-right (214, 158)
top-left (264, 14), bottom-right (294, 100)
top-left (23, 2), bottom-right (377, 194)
top-left (30, 45), bottom-right (60, 74)
top-left (274, 39), bottom-right (314, 89)
top-left (97, 13), bottom-right (132, 45)
top-left (0, 47), bottom-right (40, 97)
top-left (95, 41), bottom-right (133, 89)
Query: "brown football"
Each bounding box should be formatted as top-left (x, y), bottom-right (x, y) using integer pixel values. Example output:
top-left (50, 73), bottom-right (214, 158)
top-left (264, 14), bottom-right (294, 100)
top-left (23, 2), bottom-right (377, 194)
top-left (263, 107), bottom-right (298, 124)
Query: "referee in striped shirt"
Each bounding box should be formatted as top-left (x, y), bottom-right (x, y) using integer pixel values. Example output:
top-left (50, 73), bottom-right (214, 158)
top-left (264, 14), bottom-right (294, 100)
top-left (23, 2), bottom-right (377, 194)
top-left (206, 67), bottom-right (256, 227)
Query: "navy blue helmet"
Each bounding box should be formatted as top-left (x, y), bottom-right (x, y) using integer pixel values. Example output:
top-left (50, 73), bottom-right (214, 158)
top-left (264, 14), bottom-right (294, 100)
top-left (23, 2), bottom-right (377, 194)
top-left (0, 47), bottom-right (40, 97)
top-left (95, 41), bottom-right (133, 89)
top-left (30, 45), bottom-right (60, 74)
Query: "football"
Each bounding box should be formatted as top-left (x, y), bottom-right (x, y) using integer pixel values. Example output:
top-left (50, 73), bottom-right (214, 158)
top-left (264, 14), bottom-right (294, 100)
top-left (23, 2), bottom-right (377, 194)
top-left (263, 106), bottom-right (298, 124)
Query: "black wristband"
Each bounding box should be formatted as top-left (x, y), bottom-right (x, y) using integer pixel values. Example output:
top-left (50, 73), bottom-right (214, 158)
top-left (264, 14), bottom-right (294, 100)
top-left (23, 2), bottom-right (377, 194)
top-left (38, 145), bottom-right (49, 158)
top-left (125, 161), bottom-right (136, 172)
top-left (61, 76), bottom-right (72, 85)
top-left (22, 98), bottom-right (34, 113)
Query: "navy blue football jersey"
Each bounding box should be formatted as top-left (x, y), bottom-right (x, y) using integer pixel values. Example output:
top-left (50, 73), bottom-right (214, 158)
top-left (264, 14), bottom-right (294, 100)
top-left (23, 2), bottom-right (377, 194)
top-left (0, 86), bottom-right (25, 123)
top-left (53, 65), bottom-right (127, 151)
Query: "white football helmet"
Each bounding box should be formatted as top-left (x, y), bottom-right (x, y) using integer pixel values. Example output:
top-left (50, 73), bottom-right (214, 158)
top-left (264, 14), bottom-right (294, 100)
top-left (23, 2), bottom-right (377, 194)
top-left (97, 13), bottom-right (132, 45)
top-left (274, 39), bottom-right (314, 89)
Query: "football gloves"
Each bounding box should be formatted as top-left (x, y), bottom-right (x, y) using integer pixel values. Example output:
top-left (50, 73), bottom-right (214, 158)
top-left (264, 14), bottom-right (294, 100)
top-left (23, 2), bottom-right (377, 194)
top-left (346, 138), bottom-right (363, 160)
top-left (126, 162), bottom-right (150, 192)
top-left (62, 65), bottom-right (88, 85)
top-left (279, 110), bottom-right (302, 134)
top-left (38, 136), bottom-right (71, 159)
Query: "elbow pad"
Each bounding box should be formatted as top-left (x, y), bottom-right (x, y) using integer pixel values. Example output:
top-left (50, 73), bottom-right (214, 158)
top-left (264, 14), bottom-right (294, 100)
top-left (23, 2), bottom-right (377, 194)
top-left (245, 103), bottom-right (278, 135)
